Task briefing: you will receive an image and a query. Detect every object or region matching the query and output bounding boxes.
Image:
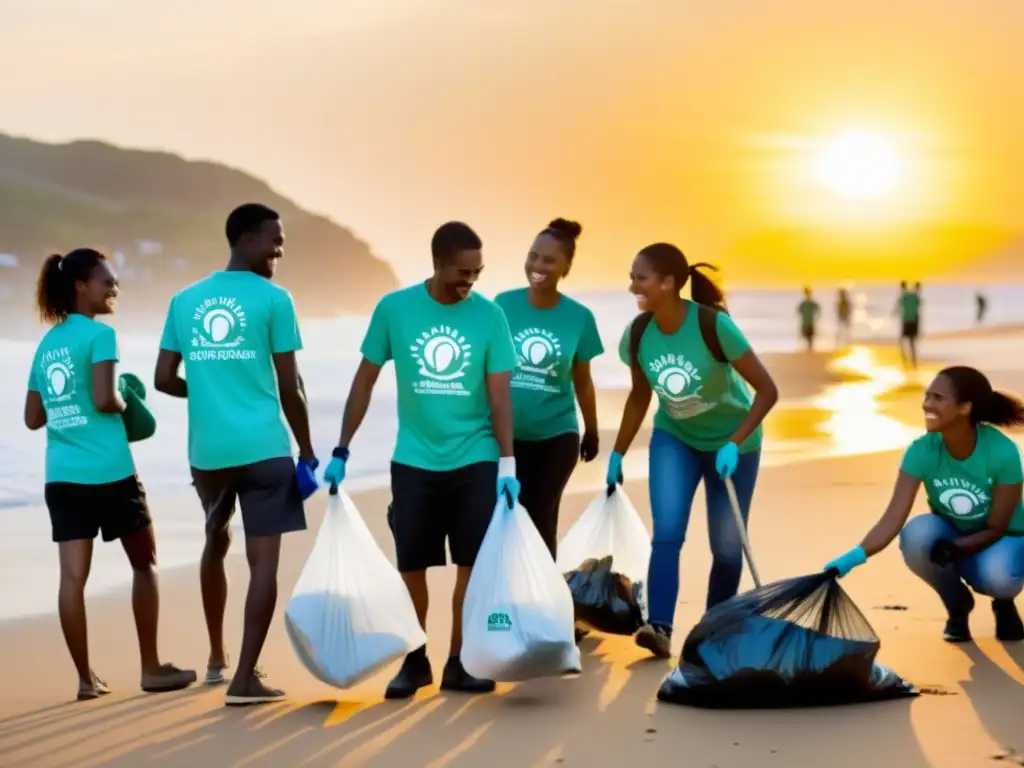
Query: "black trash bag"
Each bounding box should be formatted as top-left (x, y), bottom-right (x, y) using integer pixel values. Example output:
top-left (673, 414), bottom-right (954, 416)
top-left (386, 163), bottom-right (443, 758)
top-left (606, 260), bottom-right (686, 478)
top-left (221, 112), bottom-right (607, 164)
top-left (563, 555), bottom-right (645, 635)
top-left (657, 570), bottom-right (918, 709)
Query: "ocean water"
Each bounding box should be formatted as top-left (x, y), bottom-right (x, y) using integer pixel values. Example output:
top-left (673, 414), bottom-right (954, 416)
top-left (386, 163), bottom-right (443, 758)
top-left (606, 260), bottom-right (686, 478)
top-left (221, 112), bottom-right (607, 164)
top-left (0, 281), bottom-right (1020, 619)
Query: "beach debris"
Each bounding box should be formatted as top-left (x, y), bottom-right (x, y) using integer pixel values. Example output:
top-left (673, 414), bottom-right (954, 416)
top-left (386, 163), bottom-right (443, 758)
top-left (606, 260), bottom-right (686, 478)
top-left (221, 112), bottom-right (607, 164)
top-left (875, 604), bottom-right (909, 611)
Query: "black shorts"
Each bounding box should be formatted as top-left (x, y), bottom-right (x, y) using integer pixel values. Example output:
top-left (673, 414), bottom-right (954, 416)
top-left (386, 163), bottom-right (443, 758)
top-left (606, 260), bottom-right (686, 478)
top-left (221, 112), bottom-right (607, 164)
top-left (191, 457), bottom-right (306, 538)
top-left (901, 320), bottom-right (919, 339)
top-left (388, 461), bottom-right (498, 572)
top-left (45, 474), bottom-right (151, 543)
top-left (800, 324), bottom-right (815, 341)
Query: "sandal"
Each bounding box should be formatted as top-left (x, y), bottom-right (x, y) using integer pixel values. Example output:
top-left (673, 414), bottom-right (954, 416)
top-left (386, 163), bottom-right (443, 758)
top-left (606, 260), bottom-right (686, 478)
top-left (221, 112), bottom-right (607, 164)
top-left (77, 672), bottom-right (111, 701)
top-left (141, 663), bottom-right (198, 693)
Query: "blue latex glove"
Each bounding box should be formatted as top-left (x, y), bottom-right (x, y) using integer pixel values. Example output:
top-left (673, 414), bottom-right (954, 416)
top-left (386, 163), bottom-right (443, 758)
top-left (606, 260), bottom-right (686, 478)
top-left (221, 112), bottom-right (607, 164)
top-left (296, 457), bottom-right (320, 500)
top-left (323, 455), bottom-right (347, 486)
top-left (715, 441), bottom-right (739, 480)
top-left (606, 451), bottom-right (624, 487)
top-left (824, 545), bottom-right (868, 578)
top-left (497, 457), bottom-right (521, 507)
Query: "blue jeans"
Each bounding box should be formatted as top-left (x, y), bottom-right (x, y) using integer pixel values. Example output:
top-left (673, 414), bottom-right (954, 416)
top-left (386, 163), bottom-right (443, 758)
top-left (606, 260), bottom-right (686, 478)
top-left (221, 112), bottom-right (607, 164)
top-left (899, 514), bottom-right (1024, 614)
top-left (646, 428), bottom-right (761, 629)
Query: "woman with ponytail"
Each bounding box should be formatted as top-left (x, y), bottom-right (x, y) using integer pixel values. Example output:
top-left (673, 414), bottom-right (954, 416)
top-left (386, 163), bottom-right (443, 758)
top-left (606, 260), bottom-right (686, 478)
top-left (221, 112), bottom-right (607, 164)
top-left (826, 366), bottom-right (1024, 643)
top-left (25, 250), bottom-right (195, 700)
top-left (607, 243), bottom-right (778, 658)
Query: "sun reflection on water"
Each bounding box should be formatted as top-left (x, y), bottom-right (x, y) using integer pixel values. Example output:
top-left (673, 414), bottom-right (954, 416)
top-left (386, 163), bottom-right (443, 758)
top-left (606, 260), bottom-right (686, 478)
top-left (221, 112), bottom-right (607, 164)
top-left (813, 346), bottom-right (921, 457)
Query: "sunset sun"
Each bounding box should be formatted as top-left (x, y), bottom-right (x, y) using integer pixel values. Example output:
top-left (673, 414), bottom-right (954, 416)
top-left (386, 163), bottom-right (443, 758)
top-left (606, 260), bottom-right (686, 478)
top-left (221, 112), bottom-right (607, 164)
top-left (815, 131), bottom-right (901, 200)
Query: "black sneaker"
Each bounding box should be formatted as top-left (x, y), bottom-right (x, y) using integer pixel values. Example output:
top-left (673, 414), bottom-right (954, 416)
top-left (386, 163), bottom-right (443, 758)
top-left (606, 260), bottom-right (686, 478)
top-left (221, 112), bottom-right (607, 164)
top-left (440, 657), bottom-right (495, 694)
top-left (993, 599), bottom-right (1024, 642)
top-left (384, 648), bottom-right (432, 700)
top-left (943, 612), bottom-right (972, 643)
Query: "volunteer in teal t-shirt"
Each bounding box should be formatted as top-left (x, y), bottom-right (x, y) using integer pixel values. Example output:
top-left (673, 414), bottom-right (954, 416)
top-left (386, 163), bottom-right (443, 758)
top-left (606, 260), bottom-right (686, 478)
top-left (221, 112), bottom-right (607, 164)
top-left (607, 243), bottom-right (779, 660)
top-left (322, 221), bottom-right (520, 699)
top-left (826, 366), bottom-right (1024, 644)
top-left (25, 248), bottom-right (195, 701)
top-left (155, 203), bottom-right (316, 706)
top-left (797, 286), bottom-right (820, 352)
top-left (494, 218), bottom-right (604, 559)
top-left (895, 280), bottom-right (921, 369)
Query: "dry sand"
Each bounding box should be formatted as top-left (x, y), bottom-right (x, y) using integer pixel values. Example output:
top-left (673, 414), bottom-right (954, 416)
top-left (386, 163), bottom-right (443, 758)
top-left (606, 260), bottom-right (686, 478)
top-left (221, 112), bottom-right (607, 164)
top-left (2, 340), bottom-right (1023, 768)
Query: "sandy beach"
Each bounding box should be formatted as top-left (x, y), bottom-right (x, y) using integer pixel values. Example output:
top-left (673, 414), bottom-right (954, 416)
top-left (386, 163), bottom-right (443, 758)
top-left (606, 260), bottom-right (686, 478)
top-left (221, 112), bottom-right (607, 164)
top-left (2, 332), bottom-right (1024, 768)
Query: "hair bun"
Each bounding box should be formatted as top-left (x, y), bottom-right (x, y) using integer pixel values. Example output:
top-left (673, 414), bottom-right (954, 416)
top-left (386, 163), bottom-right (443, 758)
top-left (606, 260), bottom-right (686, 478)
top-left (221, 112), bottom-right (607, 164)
top-left (547, 218), bottom-right (582, 241)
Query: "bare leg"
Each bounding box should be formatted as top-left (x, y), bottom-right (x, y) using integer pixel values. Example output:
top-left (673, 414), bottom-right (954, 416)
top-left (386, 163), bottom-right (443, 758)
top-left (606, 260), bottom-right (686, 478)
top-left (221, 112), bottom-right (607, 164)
top-left (200, 528), bottom-right (231, 670)
top-left (225, 534), bottom-right (282, 700)
top-left (58, 540), bottom-right (94, 686)
top-left (450, 566), bottom-right (471, 657)
top-left (121, 525), bottom-right (161, 675)
top-left (401, 570), bottom-right (429, 631)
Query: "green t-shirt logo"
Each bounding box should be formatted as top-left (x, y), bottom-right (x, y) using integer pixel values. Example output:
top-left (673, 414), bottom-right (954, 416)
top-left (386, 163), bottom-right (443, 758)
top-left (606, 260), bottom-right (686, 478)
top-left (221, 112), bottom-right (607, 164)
top-left (514, 327), bottom-right (562, 376)
top-left (648, 353), bottom-right (714, 420)
top-left (487, 612), bottom-right (512, 632)
top-left (412, 326), bottom-right (472, 386)
top-left (191, 297), bottom-right (248, 350)
top-left (42, 348), bottom-right (76, 400)
top-left (934, 478), bottom-right (990, 520)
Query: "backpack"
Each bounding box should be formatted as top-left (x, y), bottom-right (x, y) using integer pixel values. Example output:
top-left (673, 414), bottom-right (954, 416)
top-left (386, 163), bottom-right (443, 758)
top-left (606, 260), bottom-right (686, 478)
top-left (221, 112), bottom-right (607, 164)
top-left (628, 304), bottom-right (727, 379)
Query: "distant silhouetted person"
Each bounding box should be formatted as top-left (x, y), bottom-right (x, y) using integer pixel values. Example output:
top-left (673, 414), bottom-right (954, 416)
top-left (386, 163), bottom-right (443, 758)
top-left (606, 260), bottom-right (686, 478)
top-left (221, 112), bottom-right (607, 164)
top-left (836, 287), bottom-right (852, 348)
top-left (797, 286), bottom-right (820, 351)
top-left (976, 292), bottom-right (988, 324)
top-left (894, 280), bottom-right (920, 370)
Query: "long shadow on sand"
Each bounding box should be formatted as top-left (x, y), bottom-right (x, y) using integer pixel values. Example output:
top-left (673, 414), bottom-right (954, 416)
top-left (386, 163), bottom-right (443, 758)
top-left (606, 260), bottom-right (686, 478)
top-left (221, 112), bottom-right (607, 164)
top-left (959, 642), bottom-right (1024, 761)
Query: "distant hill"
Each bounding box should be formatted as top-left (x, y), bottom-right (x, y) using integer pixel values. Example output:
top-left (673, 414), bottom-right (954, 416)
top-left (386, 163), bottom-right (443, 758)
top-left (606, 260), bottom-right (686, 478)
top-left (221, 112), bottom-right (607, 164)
top-left (0, 133), bottom-right (398, 318)
top-left (724, 224), bottom-right (1021, 286)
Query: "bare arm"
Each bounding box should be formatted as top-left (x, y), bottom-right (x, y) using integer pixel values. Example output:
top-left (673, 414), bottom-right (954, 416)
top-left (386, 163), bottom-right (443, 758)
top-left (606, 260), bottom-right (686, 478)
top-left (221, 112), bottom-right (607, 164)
top-left (612, 364), bottom-right (653, 455)
top-left (92, 360), bottom-right (126, 414)
top-left (24, 390), bottom-right (46, 430)
top-left (859, 471), bottom-right (921, 555)
top-left (953, 482), bottom-right (1021, 557)
top-left (272, 351), bottom-right (314, 460)
top-left (726, 349), bottom-right (779, 447)
top-left (154, 350), bottom-right (187, 398)
top-left (572, 360), bottom-right (599, 436)
top-left (487, 371), bottom-right (514, 458)
top-left (338, 358), bottom-right (382, 448)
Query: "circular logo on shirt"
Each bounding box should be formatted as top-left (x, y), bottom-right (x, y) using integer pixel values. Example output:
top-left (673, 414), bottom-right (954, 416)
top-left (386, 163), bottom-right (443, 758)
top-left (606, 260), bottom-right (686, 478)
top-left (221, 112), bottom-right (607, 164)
top-left (46, 362), bottom-right (74, 397)
top-left (191, 298), bottom-right (248, 349)
top-left (938, 487), bottom-right (982, 517)
top-left (411, 326), bottom-right (472, 383)
top-left (513, 328), bottom-right (562, 376)
top-left (656, 366), bottom-right (693, 398)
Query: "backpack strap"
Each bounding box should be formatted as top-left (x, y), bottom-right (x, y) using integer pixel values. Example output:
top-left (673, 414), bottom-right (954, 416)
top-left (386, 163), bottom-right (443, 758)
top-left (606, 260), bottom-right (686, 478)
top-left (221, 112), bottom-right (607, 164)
top-left (697, 304), bottom-right (728, 364)
top-left (628, 311), bottom-right (654, 372)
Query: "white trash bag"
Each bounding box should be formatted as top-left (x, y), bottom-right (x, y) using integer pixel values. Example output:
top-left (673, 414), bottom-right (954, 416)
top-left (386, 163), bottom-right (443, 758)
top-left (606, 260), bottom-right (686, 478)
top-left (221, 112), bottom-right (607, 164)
top-left (461, 495), bottom-right (580, 682)
top-left (556, 485), bottom-right (652, 631)
top-left (285, 487), bottom-right (426, 689)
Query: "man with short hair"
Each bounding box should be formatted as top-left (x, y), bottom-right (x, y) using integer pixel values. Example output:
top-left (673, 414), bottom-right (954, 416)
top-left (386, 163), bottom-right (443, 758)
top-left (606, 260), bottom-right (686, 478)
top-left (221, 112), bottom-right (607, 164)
top-left (324, 221), bottom-right (519, 699)
top-left (155, 202), bottom-right (318, 706)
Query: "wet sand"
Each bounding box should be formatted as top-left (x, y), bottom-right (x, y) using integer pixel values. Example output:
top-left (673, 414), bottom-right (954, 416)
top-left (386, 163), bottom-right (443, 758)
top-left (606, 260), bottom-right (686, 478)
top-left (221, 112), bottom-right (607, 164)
top-left (2, 338), bottom-right (1024, 767)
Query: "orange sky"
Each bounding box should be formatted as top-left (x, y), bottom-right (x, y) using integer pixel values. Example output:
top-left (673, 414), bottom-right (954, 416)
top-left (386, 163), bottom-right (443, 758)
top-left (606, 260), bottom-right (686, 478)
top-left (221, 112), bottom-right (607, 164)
top-left (1, 1), bottom-right (1021, 290)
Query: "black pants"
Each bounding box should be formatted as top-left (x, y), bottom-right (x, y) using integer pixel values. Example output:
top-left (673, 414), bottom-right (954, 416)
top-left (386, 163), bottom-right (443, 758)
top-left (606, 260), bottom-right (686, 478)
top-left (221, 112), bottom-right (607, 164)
top-left (514, 432), bottom-right (581, 558)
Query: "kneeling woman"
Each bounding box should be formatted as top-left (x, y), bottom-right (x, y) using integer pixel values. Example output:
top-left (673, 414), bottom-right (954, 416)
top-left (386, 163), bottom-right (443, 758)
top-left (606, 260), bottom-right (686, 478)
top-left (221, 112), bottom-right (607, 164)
top-left (608, 243), bottom-right (779, 659)
top-left (826, 366), bottom-right (1024, 642)
top-left (25, 250), bottom-right (196, 699)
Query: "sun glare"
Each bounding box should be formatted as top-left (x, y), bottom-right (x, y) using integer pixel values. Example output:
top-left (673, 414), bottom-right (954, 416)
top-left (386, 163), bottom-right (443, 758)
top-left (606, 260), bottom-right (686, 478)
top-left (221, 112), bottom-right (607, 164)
top-left (815, 131), bottom-right (901, 200)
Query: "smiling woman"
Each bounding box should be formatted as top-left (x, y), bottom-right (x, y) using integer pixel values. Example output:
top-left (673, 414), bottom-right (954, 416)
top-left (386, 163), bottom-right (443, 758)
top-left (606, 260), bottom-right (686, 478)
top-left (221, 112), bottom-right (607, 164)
top-left (815, 131), bottom-right (901, 199)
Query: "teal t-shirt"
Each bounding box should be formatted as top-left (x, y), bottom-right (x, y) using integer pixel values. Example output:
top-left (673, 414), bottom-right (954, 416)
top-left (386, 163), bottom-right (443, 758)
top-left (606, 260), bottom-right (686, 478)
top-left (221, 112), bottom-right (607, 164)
top-left (361, 283), bottom-right (518, 471)
top-left (159, 271), bottom-right (302, 471)
top-left (617, 302), bottom-right (761, 453)
top-left (28, 315), bottom-right (136, 485)
top-left (798, 299), bottom-right (819, 328)
top-left (494, 288), bottom-right (605, 441)
top-left (900, 425), bottom-right (1024, 535)
top-left (899, 292), bottom-right (921, 322)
